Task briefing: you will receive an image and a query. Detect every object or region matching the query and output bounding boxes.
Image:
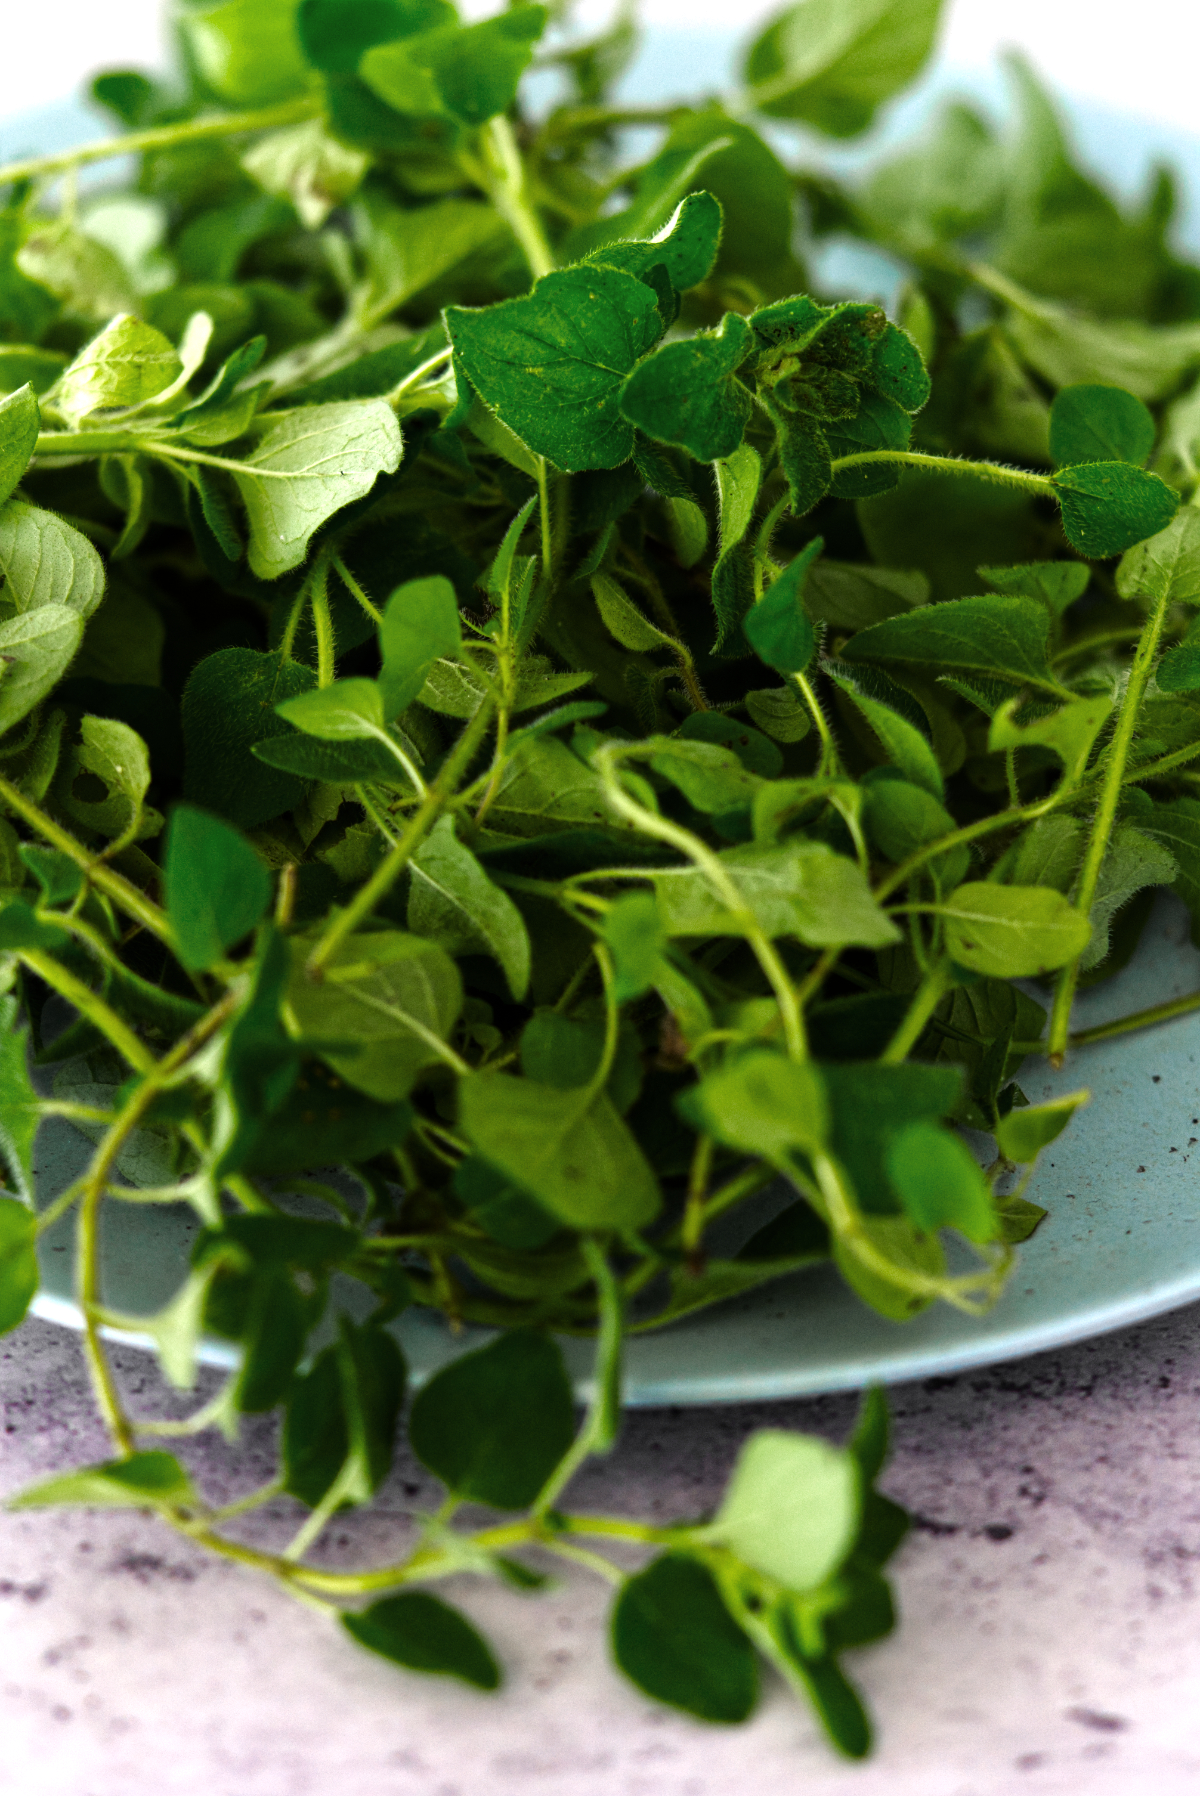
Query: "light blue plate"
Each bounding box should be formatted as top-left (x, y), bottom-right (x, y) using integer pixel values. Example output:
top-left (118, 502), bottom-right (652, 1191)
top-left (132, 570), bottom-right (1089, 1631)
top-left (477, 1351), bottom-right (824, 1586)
top-left (31, 895), bottom-right (1200, 1404)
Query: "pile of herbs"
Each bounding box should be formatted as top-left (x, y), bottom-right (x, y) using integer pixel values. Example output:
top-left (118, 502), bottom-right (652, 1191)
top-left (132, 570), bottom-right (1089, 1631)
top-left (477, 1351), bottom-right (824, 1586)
top-left (3, 0), bottom-right (1200, 1757)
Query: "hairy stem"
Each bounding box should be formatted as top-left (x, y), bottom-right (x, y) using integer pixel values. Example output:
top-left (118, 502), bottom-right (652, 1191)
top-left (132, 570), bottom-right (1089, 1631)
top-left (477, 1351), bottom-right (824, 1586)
top-left (1046, 583), bottom-right (1172, 1061)
top-left (0, 97), bottom-right (321, 188)
top-left (828, 448), bottom-right (1056, 500)
top-left (0, 776), bottom-right (172, 945)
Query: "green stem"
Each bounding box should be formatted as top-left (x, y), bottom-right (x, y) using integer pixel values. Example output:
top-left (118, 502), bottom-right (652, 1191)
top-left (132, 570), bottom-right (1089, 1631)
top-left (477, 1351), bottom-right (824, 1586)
top-left (880, 962), bottom-right (950, 1063)
top-left (827, 448), bottom-right (1056, 501)
top-left (332, 555), bottom-right (382, 625)
top-left (792, 670), bottom-right (838, 774)
top-left (310, 561), bottom-right (336, 687)
top-left (1046, 583), bottom-right (1172, 1062)
top-left (0, 97), bottom-right (321, 188)
top-left (20, 950), bottom-right (154, 1074)
top-left (593, 747), bottom-right (807, 1059)
top-left (462, 116), bottom-right (555, 282)
top-left (0, 775), bottom-right (172, 945)
top-left (306, 698), bottom-right (496, 973)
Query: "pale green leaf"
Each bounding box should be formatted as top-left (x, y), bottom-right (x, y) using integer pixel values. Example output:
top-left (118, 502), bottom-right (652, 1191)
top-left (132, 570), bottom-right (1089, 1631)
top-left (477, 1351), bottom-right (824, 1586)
top-left (714, 1431), bottom-right (859, 1592)
top-left (232, 400), bottom-right (403, 579)
top-left (408, 816), bottom-right (531, 1000)
top-left (0, 497), bottom-right (105, 619)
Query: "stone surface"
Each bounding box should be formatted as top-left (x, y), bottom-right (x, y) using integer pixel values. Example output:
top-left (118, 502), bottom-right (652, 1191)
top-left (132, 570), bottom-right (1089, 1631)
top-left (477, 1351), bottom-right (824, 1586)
top-left (3, 1307), bottom-right (1200, 1796)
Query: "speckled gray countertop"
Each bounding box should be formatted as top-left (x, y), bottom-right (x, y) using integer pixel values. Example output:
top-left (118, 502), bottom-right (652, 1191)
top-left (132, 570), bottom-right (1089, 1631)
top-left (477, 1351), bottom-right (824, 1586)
top-left (3, 1303), bottom-right (1200, 1796)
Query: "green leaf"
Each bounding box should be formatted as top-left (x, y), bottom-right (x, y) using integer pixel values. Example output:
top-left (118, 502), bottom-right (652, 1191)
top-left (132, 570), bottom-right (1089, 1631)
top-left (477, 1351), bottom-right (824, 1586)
top-left (343, 1592), bottom-right (500, 1690)
top-left (987, 692), bottom-right (1111, 787)
top-left (59, 716), bottom-right (155, 844)
top-left (241, 119), bottom-right (369, 232)
top-left (1144, 798), bottom-right (1200, 939)
top-left (653, 841), bottom-right (900, 949)
top-left (285, 929), bottom-right (462, 1102)
top-left (276, 678), bottom-right (386, 740)
top-left (612, 1555), bottom-right (759, 1724)
top-left (591, 572), bottom-right (674, 653)
top-left (649, 737), bottom-right (761, 815)
top-left (745, 541), bottom-right (822, 674)
top-left (936, 883), bottom-right (1092, 977)
top-left (1052, 462), bottom-right (1178, 560)
top-left (690, 1052), bottom-right (829, 1162)
top-left (885, 1120), bottom-right (995, 1243)
top-left (379, 574), bottom-right (463, 719)
top-left (165, 805), bottom-right (271, 973)
top-left (1117, 508), bottom-right (1200, 607)
top-left (459, 1072), bottom-right (661, 1231)
top-left (0, 605), bottom-right (84, 737)
top-left (252, 731), bottom-right (406, 784)
top-left (182, 647), bottom-right (317, 829)
top-left (586, 192), bottom-right (724, 295)
top-left (0, 1193), bottom-right (37, 1334)
top-left (8, 1451), bottom-right (196, 1510)
top-left (746, 684), bottom-right (812, 742)
top-left (1157, 629), bottom-right (1200, 694)
top-left (54, 315), bottom-right (182, 426)
top-left (830, 669), bottom-right (942, 798)
top-left (0, 997), bottom-right (38, 1207)
top-left (711, 441), bottom-right (762, 652)
top-left (15, 222), bottom-right (135, 324)
top-left (1049, 383), bottom-right (1156, 469)
top-left (179, 0), bottom-right (310, 105)
top-left (408, 815), bottom-right (531, 1000)
top-left (833, 1212), bottom-right (945, 1320)
top-left (446, 267), bottom-right (663, 473)
top-left (355, 197), bottom-right (506, 328)
top-left (996, 1091), bottom-right (1089, 1163)
top-left (744, 0), bottom-right (944, 136)
top-left (979, 560), bottom-right (1090, 615)
top-left (1079, 824), bottom-right (1176, 971)
top-left (0, 385), bottom-right (39, 507)
top-left (362, 6), bottom-right (547, 127)
top-left (619, 311), bottom-right (752, 463)
top-left (819, 1061), bottom-right (962, 1217)
top-left (283, 1317), bottom-right (406, 1508)
top-left (409, 1329), bottom-right (575, 1509)
top-left (297, 0), bottom-right (455, 72)
top-left (713, 1430), bottom-right (860, 1591)
top-left (486, 735), bottom-right (632, 839)
top-left (0, 899), bottom-right (69, 952)
top-left (603, 892), bottom-right (666, 1002)
top-left (232, 400), bottom-right (403, 580)
top-left (241, 1062), bottom-right (414, 1177)
top-left (841, 592), bottom-right (1058, 692)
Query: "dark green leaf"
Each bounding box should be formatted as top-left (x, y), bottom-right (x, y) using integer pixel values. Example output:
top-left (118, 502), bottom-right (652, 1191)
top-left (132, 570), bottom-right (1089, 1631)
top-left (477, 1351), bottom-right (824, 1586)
top-left (343, 1592), bottom-right (500, 1690)
top-left (612, 1555), bottom-right (758, 1724)
top-left (619, 312), bottom-right (752, 463)
top-left (841, 592), bottom-right (1057, 691)
top-left (1052, 462), bottom-right (1178, 559)
top-left (181, 648), bottom-right (317, 829)
top-left (409, 1330), bottom-right (575, 1509)
top-left (1048, 383), bottom-right (1156, 469)
top-left (744, 541), bottom-right (822, 673)
top-left (586, 192), bottom-right (724, 294)
top-left (446, 267), bottom-right (662, 472)
top-left (0, 1193), bottom-right (37, 1335)
top-left (165, 804), bottom-right (271, 973)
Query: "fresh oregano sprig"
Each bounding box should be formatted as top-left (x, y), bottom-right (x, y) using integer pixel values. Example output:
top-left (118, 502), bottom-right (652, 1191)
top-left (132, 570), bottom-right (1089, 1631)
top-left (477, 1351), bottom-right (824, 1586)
top-left (2, 0), bottom-right (1200, 1755)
